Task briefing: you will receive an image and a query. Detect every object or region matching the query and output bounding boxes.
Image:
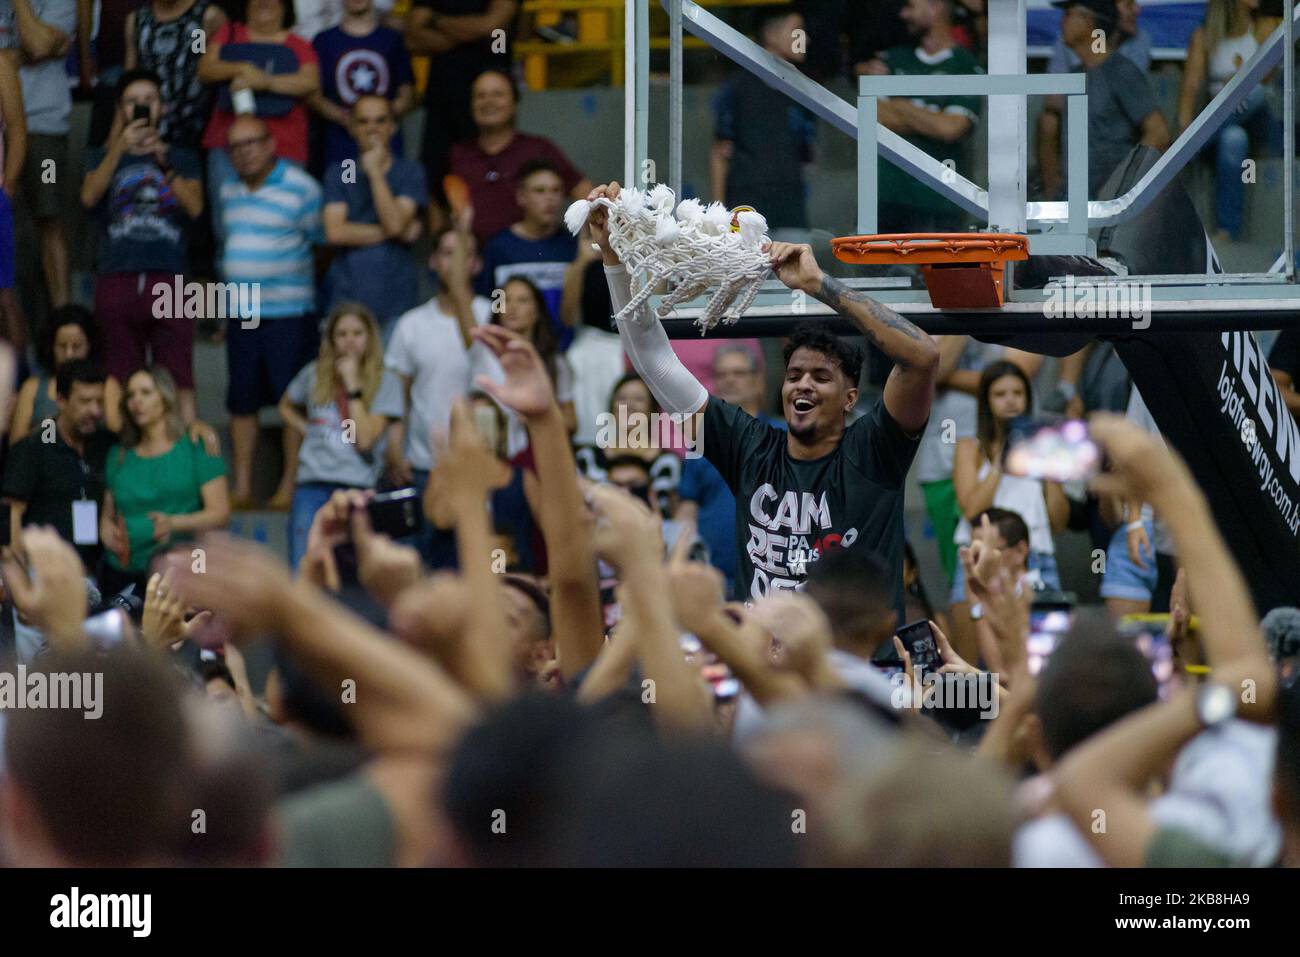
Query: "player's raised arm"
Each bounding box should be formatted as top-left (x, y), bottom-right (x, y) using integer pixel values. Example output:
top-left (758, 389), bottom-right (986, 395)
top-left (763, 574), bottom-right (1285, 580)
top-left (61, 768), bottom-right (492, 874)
top-left (581, 182), bottom-right (709, 418)
top-left (768, 242), bottom-right (938, 435)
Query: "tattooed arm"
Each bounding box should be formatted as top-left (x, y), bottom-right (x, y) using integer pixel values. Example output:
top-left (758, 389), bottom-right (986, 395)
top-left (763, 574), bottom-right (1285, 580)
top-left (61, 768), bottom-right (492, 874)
top-left (767, 242), bottom-right (939, 434)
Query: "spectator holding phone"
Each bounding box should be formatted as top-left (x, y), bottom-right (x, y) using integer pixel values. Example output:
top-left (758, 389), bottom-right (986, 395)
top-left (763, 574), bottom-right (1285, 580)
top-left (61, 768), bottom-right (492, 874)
top-left (950, 360), bottom-right (1068, 657)
top-left (278, 302), bottom-right (404, 568)
top-left (99, 366), bottom-right (230, 594)
top-left (126, 0), bottom-right (228, 150)
top-left (81, 69), bottom-right (205, 424)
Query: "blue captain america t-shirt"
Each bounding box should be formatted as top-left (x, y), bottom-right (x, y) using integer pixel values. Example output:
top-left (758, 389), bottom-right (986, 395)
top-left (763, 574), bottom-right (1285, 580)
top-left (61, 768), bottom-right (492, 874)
top-left (313, 24), bottom-right (415, 165)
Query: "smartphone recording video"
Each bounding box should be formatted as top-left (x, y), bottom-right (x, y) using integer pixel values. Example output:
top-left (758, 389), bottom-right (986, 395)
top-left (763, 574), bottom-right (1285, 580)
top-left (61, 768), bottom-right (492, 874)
top-left (1118, 614), bottom-right (1178, 697)
top-left (1027, 601), bottom-right (1075, 675)
top-left (896, 619), bottom-right (942, 675)
top-left (1004, 417), bottom-right (1101, 483)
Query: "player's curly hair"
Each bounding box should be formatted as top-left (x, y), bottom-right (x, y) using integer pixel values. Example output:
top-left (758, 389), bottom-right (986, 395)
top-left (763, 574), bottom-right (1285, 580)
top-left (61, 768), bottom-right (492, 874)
top-left (782, 323), bottom-right (864, 386)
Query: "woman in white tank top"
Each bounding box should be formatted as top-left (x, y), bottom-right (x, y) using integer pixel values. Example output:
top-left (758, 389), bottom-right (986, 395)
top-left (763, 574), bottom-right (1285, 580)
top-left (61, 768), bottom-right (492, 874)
top-left (1177, 0), bottom-right (1283, 241)
top-left (950, 360), bottom-right (1069, 638)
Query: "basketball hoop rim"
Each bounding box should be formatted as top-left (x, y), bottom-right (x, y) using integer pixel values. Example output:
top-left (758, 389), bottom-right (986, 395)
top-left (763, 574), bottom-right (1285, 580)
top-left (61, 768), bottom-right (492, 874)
top-left (831, 232), bottom-right (1030, 266)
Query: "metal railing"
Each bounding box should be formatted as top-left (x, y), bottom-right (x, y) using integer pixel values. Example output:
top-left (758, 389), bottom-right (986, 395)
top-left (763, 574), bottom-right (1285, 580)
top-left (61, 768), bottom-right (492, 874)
top-left (638, 0), bottom-right (1300, 283)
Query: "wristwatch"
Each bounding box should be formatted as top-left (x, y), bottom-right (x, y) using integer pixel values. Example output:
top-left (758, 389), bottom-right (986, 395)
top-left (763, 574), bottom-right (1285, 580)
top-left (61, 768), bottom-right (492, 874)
top-left (1195, 682), bottom-right (1237, 729)
top-left (347, 389), bottom-right (364, 401)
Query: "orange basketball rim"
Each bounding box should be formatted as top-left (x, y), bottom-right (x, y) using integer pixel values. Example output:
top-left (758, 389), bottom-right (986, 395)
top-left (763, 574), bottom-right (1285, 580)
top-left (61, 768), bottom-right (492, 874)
top-left (831, 233), bottom-right (1029, 309)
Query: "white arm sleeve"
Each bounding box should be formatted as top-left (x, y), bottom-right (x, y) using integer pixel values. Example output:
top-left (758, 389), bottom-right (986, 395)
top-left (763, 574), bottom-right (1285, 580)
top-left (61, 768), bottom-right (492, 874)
top-left (605, 264), bottom-right (709, 416)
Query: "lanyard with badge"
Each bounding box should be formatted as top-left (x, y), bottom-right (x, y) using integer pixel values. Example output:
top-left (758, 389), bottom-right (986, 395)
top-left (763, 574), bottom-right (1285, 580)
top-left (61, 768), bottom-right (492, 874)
top-left (71, 453), bottom-right (98, 546)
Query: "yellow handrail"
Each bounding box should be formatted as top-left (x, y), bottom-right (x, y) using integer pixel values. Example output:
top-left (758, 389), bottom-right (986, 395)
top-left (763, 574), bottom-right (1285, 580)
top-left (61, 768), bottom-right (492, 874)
top-left (522, 0), bottom-right (787, 9)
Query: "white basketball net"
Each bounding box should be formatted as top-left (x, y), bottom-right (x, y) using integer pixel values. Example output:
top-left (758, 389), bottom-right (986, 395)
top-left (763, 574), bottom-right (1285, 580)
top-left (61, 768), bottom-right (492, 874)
top-left (565, 185), bottom-right (772, 333)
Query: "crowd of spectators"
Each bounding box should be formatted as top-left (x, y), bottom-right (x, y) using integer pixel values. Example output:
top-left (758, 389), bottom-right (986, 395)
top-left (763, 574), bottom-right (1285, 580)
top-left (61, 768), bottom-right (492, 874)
top-left (0, 0), bottom-right (1297, 870)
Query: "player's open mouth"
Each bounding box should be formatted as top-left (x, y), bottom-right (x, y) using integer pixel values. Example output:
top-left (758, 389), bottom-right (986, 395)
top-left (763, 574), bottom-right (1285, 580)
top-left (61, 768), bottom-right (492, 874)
top-left (792, 397), bottom-right (816, 414)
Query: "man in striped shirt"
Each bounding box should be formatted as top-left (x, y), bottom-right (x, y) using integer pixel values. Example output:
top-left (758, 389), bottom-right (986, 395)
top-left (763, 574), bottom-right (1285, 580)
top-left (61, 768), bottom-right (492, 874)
top-left (220, 115), bottom-right (324, 510)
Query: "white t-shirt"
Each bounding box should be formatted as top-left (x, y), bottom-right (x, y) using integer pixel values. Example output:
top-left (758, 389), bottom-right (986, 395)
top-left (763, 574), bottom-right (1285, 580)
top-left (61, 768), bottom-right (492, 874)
top-left (954, 455), bottom-right (1055, 555)
top-left (567, 327), bottom-right (628, 447)
top-left (915, 339), bottom-right (1003, 484)
top-left (1015, 720), bottom-right (1280, 867)
top-left (384, 295), bottom-right (493, 471)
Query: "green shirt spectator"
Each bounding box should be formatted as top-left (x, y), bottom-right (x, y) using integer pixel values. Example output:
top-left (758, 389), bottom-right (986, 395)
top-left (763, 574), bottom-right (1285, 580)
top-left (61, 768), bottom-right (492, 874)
top-left (875, 42), bottom-right (982, 230)
top-left (105, 436), bottom-right (226, 576)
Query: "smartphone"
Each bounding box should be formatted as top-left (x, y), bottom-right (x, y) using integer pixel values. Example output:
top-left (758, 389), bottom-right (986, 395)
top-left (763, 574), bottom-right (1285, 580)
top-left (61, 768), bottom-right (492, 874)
top-left (896, 619), bottom-right (942, 675)
top-left (83, 608), bottom-right (128, 651)
top-left (0, 502), bottom-right (10, 548)
top-left (131, 103), bottom-right (151, 125)
top-left (1118, 614), bottom-right (1178, 697)
top-left (472, 403), bottom-right (499, 453)
top-left (1004, 416), bottom-right (1101, 483)
top-left (367, 488), bottom-right (423, 539)
top-left (1027, 603), bottom-right (1075, 675)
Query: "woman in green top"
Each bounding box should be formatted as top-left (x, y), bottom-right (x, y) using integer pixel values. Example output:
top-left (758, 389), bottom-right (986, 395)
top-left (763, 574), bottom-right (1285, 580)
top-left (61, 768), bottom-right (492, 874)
top-left (100, 367), bottom-right (230, 594)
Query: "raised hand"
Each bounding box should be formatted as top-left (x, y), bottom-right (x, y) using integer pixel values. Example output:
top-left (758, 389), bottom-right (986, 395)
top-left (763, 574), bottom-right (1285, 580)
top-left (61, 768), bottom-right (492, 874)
top-left (749, 592), bottom-right (839, 688)
top-left (1, 527), bottom-right (89, 649)
top-left (933, 619), bottom-right (979, 676)
top-left (765, 242), bottom-right (824, 295)
top-left (166, 534), bottom-right (297, 639)
top-left (1088, 413), bottom-right (1188, 508)
top-left (300, 488), bottom-right (369, 591)
top-left (351, 505), bottom-right (422, 608)
top-left (584, 181), bottom-right (622, 257)
top-left (437, 400), bottom-right (507, 500)
top-left (586, 482), bottom-right (662, 572)
top-left (141, 569), bottom-right (212, 649)
top-left (471, 324), bottom-right (556, 419)
top-left (667, 542), bottom-right (727, 637)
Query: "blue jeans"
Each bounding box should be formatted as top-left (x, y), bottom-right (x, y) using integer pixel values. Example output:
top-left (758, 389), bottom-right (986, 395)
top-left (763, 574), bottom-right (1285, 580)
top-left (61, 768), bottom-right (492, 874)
top-left (1099, 519), bottom-right (1158, 602)
top-left (289, 482), bottom-right (352, 570)
top-left (1212, 86), bottom-right (1282, 239)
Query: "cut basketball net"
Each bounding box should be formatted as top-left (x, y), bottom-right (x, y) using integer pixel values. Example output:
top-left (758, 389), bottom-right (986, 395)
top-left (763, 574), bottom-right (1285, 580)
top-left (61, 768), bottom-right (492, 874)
top-left (565, 185), bottom-right (772, 333)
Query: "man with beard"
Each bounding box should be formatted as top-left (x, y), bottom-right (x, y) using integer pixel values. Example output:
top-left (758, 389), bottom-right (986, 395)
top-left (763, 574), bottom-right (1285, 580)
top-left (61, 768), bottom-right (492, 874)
top-left (2, 359), bottom-right (113, 569)
top-left (584, 184), bottom-right (938, 615)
